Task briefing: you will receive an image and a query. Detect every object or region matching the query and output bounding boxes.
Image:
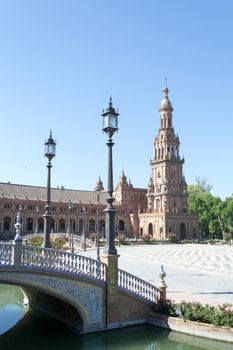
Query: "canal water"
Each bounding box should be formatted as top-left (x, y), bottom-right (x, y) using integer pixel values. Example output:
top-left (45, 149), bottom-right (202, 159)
top-left (0, 284), bottom-right (231, 350)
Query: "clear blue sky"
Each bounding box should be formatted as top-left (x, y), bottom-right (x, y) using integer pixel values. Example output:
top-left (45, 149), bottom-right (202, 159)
top-left (0, 0), bottom-right (232, 199)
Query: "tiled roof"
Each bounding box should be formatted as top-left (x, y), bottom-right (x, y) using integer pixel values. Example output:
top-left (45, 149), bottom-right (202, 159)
top-left (0, 182), bottom-right (108, 205)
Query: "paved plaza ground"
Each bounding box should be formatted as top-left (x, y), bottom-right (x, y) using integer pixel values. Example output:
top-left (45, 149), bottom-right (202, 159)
top-left (82, 244), bottom-right (233, 305)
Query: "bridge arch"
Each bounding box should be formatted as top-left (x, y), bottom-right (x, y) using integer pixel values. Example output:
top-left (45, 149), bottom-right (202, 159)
top-left (0, 269), bottom-right (105, 332)
top-left (0, 280), bottom-right (85, 331)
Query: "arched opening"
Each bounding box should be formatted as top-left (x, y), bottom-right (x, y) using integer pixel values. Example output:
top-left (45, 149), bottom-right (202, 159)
top-left (79, 219), bottom-right (84, 233)
top-left (0, 284), bottom-right (84, 333)
top-left (50, 218), bottom-right (55, 232)
top-left (3, 217), bottom-right (11, 232)
top-left (119, 220), bottom-right (125, 231)
top-left (180, 223), bottom-right (186, 240)
top-left (72, 219), bottom-right (76, 232)
top-left (38, 218), bottom-right (44, 232)
top-left (26, 218), bottom-right (33, 233)
top-left (99, 220), bottom-right (105, 239)
top-left (148, 223), bottom-right (153, 237)
top-left (89, 219), bottom-right (95, 232)
top-left (58, 219), bottom-right (66, 232)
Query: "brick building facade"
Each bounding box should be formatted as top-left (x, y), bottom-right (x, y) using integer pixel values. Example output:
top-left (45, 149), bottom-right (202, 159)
top-left (0, 86), bottom-right (198, 240)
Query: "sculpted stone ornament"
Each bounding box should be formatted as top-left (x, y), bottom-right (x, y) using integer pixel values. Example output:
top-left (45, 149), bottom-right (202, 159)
top-left (158, 264), bottom-right (167, 301)
top-left (14, 211), bottom-right (22, 242)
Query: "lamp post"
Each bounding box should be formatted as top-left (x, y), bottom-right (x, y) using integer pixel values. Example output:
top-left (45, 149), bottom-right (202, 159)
top-left (43, 131), bottom-right (56, 248)
top-left (102, 97), bottom-right (119, 255)
top-left (35, 206), bottom-right (39, 236)
top-left (95, 176), bottom-right (104, 260)
top-left (82, 206), bottom-right (87, 251)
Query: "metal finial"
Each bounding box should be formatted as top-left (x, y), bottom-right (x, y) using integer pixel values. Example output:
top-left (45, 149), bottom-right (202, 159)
top-left (165, 77), bottom-right (167, 87)
top-left (49, 129), bottom-right (52, 138)
top-left (109, 96), bottom-right (112, 107)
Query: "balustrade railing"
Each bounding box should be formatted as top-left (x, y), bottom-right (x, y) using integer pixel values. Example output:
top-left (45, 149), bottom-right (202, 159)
top-left (0, 243), bottom-right (14, 265)
top-left (118, 268), bottom-right (159, 303)
top-left (22, 245), bottom-right (105, 281)
top-left (0, 243), bottom-right (160, 304)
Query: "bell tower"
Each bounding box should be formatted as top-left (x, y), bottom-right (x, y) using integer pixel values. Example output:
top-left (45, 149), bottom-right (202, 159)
top-left (139, 85), bottom-right (199, 240)
top-left (149, 85), bottom-right (188, 215)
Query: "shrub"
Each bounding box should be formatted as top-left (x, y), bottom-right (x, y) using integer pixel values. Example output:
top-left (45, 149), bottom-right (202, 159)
top-left (27, 236), bottom-right (43, 247)
top-left (168, 233), bottom-right (178, 243)
top-left (51, 236), bottom-right (68, 250)
top-left (154, 299), bottom-right (177, 317)
top-left (154, 300), bottom-right (233, 328)
top-left (180, 239), bottom-right (193, 244)
top-left (223, 232), bottom-right (232, 241)
top-left (89, 232), bottom-right (97, 242)
top-left (117, 234), bottom-right (126, 245)
top-left (141, 234), bottom-right (150, 242)
top-left (178, 301), bottom-right (233, 328)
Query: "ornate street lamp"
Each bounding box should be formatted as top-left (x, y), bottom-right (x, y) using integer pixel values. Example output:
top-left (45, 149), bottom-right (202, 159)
top-left (101, 97), bottom-right (119, 255)
top-left (82, 206), bottom-right (87, 251)
top-left (43, 131), bottom-right (56, 248)
top-left (95, 176), bottom-right (104, 260)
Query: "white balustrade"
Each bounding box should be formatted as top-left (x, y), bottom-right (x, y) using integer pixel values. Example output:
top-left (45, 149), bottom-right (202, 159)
top-left (0, 243), bottom-right (159, 304)
top-left (21, 245), bottom-right (105, 281)
top-left (0, 243), bottom-right (14, 265)
top-left (118, 268), bottom-right (159, 303)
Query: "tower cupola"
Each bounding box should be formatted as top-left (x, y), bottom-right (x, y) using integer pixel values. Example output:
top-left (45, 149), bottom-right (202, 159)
top-left (159, 85), bottom-right (173, 112)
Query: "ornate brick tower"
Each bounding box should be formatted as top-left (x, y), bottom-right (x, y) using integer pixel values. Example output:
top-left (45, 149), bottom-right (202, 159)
top-left (139, 85), bottom-right (199, 240)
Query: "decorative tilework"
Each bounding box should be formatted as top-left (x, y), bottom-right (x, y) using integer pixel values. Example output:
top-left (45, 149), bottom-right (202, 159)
top-left (0, 271), bottom-right (104, 324)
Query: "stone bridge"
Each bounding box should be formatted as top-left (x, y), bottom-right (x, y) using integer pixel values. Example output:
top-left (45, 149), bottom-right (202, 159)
top-left (0, 241), bottom-right (165, 333)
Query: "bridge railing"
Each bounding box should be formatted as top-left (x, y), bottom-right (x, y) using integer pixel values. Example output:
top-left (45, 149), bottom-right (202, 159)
top-left (22, 245), bottom-right (106, 281)
top-left (118, 268), bottom-right (160, 303)
top-left (0, 243), bottom-right (14, 265)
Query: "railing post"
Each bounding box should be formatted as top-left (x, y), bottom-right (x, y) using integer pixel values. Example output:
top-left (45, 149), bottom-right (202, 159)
top-left (100, 254), bottom-right (119, 300)
top-left (13, 241), bottom-right (22, 267)
top-left (158, 264), bottom-right (167, 302)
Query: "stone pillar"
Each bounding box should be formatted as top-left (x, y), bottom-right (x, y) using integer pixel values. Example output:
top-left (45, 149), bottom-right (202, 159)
top-left (158, 265), bottom-right (167, 302)
top-left (101, 254), bottom-right (119, 300)
top-left (13, 240), bottom-right (22, 268)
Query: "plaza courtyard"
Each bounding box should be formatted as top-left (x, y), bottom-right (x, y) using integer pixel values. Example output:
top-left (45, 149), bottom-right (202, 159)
top-left (82, 243), bottom-right (233, 305)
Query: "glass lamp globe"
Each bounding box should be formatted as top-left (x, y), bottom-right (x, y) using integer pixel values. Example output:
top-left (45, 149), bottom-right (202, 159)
top-left (45, 131), bottom-right (56, 160)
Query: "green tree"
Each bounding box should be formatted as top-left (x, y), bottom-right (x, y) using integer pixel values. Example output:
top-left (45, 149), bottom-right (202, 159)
top-left (222, 196), bottom-right (233, 237)
top-left (188, 178), bottom-right (222, 239)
